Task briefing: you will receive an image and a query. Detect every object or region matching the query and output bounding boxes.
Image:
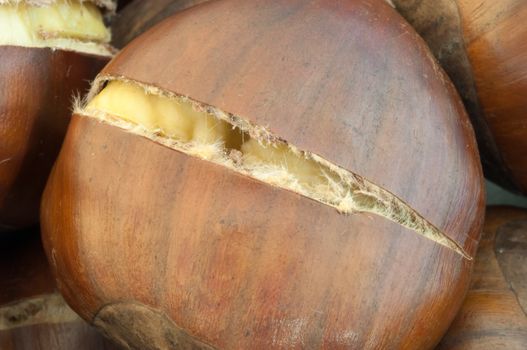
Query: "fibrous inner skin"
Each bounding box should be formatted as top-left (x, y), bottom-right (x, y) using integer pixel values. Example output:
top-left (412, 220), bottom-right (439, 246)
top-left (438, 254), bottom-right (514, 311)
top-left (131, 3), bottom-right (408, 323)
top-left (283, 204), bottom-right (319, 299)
top-left (82, 79), bottom-right (471, 260)
top-left (0, 0), bottom-right (111, 56)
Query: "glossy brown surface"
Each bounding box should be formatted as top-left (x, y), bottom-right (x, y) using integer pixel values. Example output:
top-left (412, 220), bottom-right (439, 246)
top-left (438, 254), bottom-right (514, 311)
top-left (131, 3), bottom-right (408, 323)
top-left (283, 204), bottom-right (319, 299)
top-left (437, 207), bottom-right (527, 349)
top-left (0, 47), bottom-right (108, 231)
top-left (111, 0), bottom-right (210, 48)
top-left (42, 0), bottom-right (485, 348)
top-left (0, 229), bottom-right (120, 350)
top-left (393, 0), bottom-right (527, 193)
top-left (458, 0), bottom-right (527, 193)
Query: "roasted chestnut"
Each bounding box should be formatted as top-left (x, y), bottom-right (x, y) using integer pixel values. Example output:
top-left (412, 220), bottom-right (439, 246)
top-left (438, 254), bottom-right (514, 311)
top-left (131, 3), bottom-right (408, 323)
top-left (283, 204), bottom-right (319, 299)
top-left (41, 0), bottom-right (485, 348)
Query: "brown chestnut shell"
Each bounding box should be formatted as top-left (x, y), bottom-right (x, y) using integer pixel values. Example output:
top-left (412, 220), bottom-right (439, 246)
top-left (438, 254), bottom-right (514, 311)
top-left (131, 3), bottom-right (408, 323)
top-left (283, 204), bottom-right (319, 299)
top-left (393, 0), bottom-right (527, 193)
top-left (42, 0), bottom-right (485, 348)
top-left (0, 46), bottom-right (108, 231)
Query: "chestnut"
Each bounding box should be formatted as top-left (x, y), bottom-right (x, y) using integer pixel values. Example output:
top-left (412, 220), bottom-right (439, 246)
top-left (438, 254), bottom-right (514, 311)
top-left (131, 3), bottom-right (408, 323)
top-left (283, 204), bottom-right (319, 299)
top-left (392, 0), bottom-right (527, 193)
top-left (41, 0), bottom-right (485, 348)
top-left (437, 207), bottom-right (527, 349)
top-left (0, 0), bottom-right (114, 231)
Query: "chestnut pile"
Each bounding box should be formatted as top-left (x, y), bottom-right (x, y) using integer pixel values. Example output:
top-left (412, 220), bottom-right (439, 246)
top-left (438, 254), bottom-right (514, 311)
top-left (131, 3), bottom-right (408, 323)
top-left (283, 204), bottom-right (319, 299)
top-left (1, 0), bottom-right (525, 349)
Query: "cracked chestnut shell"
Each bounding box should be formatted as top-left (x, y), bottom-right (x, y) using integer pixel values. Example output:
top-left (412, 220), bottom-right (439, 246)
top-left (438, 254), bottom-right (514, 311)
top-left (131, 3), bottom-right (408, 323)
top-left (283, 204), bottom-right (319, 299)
top-left (0, 47), bottom-right (108, 231)
top-left (41, 0), bottom-right (485, 348)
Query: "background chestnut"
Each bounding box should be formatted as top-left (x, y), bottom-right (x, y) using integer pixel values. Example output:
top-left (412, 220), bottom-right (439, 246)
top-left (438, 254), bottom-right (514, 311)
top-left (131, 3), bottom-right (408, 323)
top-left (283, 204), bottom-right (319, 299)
top-left (0, 0), bottom-right (114, 231)
top-left (392, 0), bottom-right (527, 194)
top-left (437, 207), bottom-right (527, 349)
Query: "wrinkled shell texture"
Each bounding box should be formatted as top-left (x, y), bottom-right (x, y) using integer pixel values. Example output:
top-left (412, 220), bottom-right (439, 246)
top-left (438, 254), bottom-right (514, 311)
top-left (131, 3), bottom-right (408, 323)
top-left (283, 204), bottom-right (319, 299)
top-left (41, 0), bottom-right (485, 349)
